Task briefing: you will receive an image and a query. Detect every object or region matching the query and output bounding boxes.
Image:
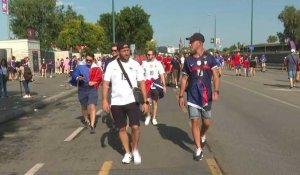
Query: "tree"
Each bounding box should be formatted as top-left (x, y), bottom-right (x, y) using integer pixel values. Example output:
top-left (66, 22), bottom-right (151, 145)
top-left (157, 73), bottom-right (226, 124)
top-left (145, 40), bottom-right (157, 51)
top-left (57, 20), bottom-right (107, 54)
top-left (267, 35), bottom-right (278, 43)
top-left (9, 0), bottom-right (64, 49)
top-left (278, 6), bottom-right (300, 46)
top-left (97, 5), bottom-right (153, 52)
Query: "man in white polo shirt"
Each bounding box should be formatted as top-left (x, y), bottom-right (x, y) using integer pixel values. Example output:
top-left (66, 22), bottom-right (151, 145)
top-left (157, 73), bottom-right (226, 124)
top-left (102, 42), bottom-right (148, 165)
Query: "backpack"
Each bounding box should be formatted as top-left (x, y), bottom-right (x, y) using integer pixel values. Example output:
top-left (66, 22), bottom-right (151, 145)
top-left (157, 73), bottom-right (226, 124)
top-left (24, 66), bottom-right (33, 81)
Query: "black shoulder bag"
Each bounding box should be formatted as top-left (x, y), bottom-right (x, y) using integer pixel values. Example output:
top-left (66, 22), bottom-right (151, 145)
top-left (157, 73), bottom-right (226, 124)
top-left (117, 59), bottom-right (145, 104)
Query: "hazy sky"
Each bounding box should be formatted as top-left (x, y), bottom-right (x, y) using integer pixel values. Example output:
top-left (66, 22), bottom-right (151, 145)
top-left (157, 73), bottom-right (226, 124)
top-left (0, 0), bottom-right (299, 49)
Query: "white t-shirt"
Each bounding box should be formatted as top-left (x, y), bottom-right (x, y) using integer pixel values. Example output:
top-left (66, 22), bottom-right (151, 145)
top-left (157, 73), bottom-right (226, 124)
top-left (141, 59), bottom-right (165, 80)
top-left (180, 56), bottom-right (185, 65)
top-left (104, 58), bottom-right (144, 105)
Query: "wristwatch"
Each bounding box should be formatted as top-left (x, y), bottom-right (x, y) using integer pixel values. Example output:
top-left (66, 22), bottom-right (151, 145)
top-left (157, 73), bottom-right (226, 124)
top-left (144, 101), bottom-right (150, 105)
top-left (214, 90), bottom-right (219, 94)
top-left (179, 95), bottom-right (184, 98)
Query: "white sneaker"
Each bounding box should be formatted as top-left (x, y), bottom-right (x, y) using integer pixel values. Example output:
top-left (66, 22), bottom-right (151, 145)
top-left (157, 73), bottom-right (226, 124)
top-left (176, 85), bottom-right (178, 89)
top-left (194, 148), bottom-right (203, 161)
top-left (122, 153), bottom-right (132, 164)
top-left (152, 118), bottom-right (158, 125)
top-left (23, 95), bottom-right (28, 98)
top-left (132, 150), bottom-right (141, 165)
top-left (145, 116), bottom-right (151, 126)
top-left (201, 135), bottom-right (206, 144)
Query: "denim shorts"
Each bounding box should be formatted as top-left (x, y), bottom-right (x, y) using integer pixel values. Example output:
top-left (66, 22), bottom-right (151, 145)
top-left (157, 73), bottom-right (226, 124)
top-left (288, 70), bottom-right (296, 79)
top-left (188, 106), bottom-right (211, 119)
top-left (78, 88), bottom-right (98, 106)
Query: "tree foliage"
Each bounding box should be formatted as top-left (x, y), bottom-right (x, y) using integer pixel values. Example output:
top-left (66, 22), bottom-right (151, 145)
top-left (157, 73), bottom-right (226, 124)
top-left (267, 35), bottom-right (278, 43)
top-left (57, 20), bottom-right (106, 54)
top-left (97, 5), bottom-right (153, 52)
top-left (9, 0), bottom-right (63, 49)
top-left (145, 40), bottom-right (157, 51)
top-left (278, 5), bottom-right (300, 46)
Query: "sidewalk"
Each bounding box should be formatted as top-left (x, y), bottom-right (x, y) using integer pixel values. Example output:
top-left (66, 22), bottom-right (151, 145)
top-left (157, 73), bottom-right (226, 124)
top-left (0, 74), bottom-right (77, 124)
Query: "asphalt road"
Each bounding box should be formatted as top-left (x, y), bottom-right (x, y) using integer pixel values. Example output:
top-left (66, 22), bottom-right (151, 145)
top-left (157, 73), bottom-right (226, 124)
top-left (1, 68), bottom-right (299, 175)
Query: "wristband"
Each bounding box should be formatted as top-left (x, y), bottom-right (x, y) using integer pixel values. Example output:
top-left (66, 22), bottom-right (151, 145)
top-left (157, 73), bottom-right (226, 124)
top-left (179, 95), bottom-right (184, 98)
top-left (214, 90), bottom-right (219, 94)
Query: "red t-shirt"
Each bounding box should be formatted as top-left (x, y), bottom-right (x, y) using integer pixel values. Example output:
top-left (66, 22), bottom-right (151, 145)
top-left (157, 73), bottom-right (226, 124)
top-left (234, 54), bottom-right (241, 65)
top-left (163, 57), bottom-right (172, 72)
top-left (243, 60), bottom-right (249, 68)
top-left (156, 55), bottom-right (163, 62)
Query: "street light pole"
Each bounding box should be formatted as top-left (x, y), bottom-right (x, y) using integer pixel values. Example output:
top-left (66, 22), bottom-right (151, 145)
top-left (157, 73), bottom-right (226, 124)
top-left (214, 15), bottom-right (217, 50)
top-left (250, 0), bottom-right (253, 54)
top-left (112, 0), bottom-right (115, 43)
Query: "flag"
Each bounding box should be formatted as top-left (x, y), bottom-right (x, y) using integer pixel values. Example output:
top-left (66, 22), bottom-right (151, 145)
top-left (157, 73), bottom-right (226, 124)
top-left (2, 0), bottom-right (8, 15)
top-left (290, 40), bottom-right (296, 50)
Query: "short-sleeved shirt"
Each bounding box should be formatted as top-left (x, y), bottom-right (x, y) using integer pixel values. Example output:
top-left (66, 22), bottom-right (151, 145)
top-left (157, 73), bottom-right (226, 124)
top-left (142, 59), bottom-right (165, 80)
top-left (104, 58), bottom-right (144, 105)
top-left (182, 53), bottom-right (218, 110)
top-left (171, 58), bottom-right (181, 70)
top-left (162, 57), bottom-right (172, 72)
top-left (287, 53), bottom-right (298, 71)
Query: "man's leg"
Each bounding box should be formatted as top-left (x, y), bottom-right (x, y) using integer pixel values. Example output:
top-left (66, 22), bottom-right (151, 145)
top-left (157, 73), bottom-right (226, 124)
top-left (119, 127), bottom-right (130, 153)
top-left (191, 118), bottom-right (201, 149)
top-left (89, 104), bottom-right (96, 128)
top-left (131, 125), bottom-right (140, 151)
top-left (81, 105), bottom-right (89, 124)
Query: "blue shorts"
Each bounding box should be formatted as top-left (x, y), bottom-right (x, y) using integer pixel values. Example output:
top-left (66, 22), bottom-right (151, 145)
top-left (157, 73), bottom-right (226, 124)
top-left (78, 87), bottom-right (98, 106)
top-left (188, 106), bottom-right (211, 119)
top-left (288, 70), bottom-right (296, 79)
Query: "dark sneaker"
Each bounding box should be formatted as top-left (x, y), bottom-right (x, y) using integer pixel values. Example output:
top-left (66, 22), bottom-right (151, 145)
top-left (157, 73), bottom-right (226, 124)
top-left (194, 148), bottom-right (203, 161)
top-left (90, 127), bottom-right (95, 134)
top-left (84, 119), bottom-right (90, 128)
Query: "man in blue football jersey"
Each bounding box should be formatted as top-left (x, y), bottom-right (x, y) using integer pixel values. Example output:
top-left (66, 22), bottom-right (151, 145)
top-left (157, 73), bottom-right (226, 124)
top-left (178, 33), bottom-right (220, 161)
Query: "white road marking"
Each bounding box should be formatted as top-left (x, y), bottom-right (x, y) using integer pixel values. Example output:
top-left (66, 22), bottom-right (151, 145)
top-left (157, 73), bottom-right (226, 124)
top-left (96, 109), bottom-right (103, 115)
top-left (24, 163), bottom-right (44, 175)
top-left (270, 88), bottom-right (300, 92)
top-left (223, 80), bottom-right (300, 110)
top-left (64, 127), bottom-right (85, 142)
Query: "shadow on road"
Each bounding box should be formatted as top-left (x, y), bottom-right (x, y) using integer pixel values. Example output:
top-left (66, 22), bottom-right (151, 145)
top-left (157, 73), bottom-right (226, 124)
top-left (100, 111), bottom-right (124, 155)
top-left (156, 123), bottom-right (194, 154)
top-left (263, 83), bottom-right (291, 88)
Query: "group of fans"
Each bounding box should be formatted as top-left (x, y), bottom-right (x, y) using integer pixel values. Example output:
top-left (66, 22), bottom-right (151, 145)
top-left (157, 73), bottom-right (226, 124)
top-left (69, 32), bottom-right (220, 165)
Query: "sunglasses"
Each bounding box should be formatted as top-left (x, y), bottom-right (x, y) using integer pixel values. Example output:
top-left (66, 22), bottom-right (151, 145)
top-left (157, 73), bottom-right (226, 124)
top-left (111, 50), bottom-right (117, 52)
top-left (147, 54), bottom-right (153, 56)
top-left (86, 59), bottom-right (93, 62)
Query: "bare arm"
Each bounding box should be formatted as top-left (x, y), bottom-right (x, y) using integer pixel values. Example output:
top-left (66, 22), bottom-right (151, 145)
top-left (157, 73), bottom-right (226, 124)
top-left (178, 75), bottom-right (188, 107)
top-left (212, 68), bottom-right (220, 101)
top-left (102, 80), bottom-right (110, 112)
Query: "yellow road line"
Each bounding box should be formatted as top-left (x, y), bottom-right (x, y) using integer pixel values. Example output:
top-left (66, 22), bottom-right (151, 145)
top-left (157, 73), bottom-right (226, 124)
top-left (99, 161), bottom-right (113, 175)
top-left (207, 158), bottom-right (223, 175)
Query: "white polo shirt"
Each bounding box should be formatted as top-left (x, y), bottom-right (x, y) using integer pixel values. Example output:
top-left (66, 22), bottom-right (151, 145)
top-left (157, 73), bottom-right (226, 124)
top-left (141, 59), bottom-right (165, 80)
top-left (104, 58), bottom-right (144, 105)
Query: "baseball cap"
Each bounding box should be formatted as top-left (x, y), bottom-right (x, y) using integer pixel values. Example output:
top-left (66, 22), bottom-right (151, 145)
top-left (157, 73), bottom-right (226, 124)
top-left (189, 33), bottom-right (205, 43)
top-left (117, 42), bottom-right (129, 51)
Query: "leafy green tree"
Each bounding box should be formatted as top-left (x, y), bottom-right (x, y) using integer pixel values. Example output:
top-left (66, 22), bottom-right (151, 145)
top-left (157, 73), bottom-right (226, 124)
top-left (57, 20), bottom-right (106, 54)
top-left (267, 35), bottom-right (278, 43)
top-left (278, 6), bottom-right (300, 45)
top-left (9, 0), bottom-right (63, 49)
top-left (97, 5), bottom-right (153, 52)
top-left (145, 40), bottom-right (157, 51)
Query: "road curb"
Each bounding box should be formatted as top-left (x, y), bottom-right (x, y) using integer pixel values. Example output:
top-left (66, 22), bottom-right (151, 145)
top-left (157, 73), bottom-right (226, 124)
top-left (0, 88), bottom-right (77, 124)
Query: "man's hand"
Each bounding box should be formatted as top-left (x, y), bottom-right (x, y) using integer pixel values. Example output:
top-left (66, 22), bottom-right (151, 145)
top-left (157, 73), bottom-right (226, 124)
top-left (212, 91), bottom-right (219, 101)
top-left (178, 96), bottom-right (185, 108)
top-left (77, 75), bottom-right (84, 81)
top-left (88, 81), bottom-right (96, 86)
top-left (141, 103), bottom-right (148, 113)
top-left (102, 100), bottom-right (110, 113)
top-left (163, 86), bottom-right (167, 93)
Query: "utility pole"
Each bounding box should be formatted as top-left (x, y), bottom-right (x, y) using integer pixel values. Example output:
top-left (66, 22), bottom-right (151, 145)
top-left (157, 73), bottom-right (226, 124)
top-left (112, 0), bottom-right (115, 43)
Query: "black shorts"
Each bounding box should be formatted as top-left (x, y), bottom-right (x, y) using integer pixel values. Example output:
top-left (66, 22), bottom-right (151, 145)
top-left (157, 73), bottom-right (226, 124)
top-left (111, 102), bottom-right (143, 129)
top-left (148, 89), bottom-right (159, 101)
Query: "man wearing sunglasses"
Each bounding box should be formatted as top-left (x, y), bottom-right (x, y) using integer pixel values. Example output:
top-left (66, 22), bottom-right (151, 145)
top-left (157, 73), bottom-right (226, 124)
top-left (102, 44), bottom-right (119, 74)
top-left (142, 49), bottom-right (166, 126)
top-left (70, 52), bottom-right (103, 134)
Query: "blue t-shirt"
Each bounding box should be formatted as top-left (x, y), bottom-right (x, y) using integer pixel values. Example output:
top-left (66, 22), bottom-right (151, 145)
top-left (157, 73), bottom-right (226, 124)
top-left (182, 52), bottom-right (218, 110)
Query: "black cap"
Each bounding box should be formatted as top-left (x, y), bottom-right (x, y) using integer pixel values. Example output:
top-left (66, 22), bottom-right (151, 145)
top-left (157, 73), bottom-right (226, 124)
top-left (117, 42), bottom-right (129, 51)
top-left (189, 33), bottom-right (205, 43)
